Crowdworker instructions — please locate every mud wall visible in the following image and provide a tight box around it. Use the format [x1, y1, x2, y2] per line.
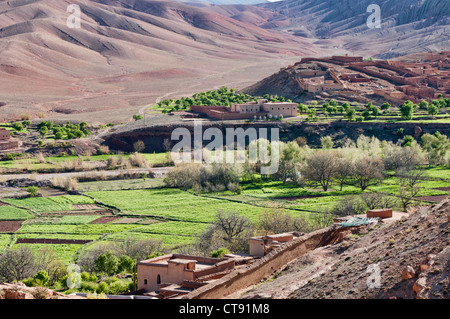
[183, 226, 344, 299]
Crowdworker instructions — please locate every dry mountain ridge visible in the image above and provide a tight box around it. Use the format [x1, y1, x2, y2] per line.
[0, 0, 321, 122]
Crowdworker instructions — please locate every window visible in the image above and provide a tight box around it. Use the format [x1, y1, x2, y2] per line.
[144, 279, 148, 285]
[157, 275, 161, 285]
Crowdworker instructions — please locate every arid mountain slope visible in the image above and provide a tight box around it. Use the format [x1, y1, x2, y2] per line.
[256, 0, 450, 58]
[241, 200, 450, 299]
[0, 0, 321, 122]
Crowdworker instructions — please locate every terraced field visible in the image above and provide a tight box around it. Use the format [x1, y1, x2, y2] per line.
[1, 165, 448, 265]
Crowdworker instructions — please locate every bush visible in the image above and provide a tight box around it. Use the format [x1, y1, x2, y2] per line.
[13, 122, 23, 131]
[80, 281, 98, 293]
[27, 186, 40, 197]
[33, 270, 49, 287]
[108, 280, 131, 295]
[210, 248, 230, 258]
[96, 282, 108, 294]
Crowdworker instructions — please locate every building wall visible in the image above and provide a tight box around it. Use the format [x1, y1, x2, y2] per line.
[182, 226, 346, 299]
[0, 129, 10, 140]
[137, 261, 195, 292]
[137, 254, 232, 292]
[262, 102, 298, 117]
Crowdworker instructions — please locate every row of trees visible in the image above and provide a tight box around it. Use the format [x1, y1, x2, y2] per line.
[165, 132, 449, 194]
[158, 87, 291, 113]
[298, 96, 450, 122]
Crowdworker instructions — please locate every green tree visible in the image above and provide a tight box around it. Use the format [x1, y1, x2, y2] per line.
[344, 109, 356, 121]
[341, 102, 350, 112]
[13, 122, 23, 131]
[95, 252, 119, 275]
[39, 126, 48, 137]
[33, 270, 49, 287]
[421, 132, 450, 166]
[400, 100, 415, 120]
[54, 131, 63, 140]
[118, 255, 136, 273]
[419, 100, 429, 110]
[27, 186, 39, 197]
[380, 103, 390, 111]
[427, 104, 439, 118]
[401, 135, 414, 147]
[361, 109, 371, 121]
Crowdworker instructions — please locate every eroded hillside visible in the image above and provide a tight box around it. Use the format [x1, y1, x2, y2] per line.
[241, 200, 450, 299]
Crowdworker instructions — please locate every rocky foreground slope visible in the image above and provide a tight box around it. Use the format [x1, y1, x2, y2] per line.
[242, 200, 449, 299]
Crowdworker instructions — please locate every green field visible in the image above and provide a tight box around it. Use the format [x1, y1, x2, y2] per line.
[0, 206, 34, 220]
[1, 165, 448, 264]
[3, 195, 95, 213]
[85, 188, 268, 223]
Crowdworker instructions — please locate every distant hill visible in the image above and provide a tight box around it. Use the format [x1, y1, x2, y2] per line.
[0, 0, 320, 122]
[257, 0, 450, 58]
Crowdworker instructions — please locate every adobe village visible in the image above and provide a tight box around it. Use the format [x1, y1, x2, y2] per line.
[0, 0, 449, 301]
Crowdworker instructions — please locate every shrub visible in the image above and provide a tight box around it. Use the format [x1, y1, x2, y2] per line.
[27, 186, 40, 197]
[210, 248, 230, 258]
[51, 176, 78, 191]
[129, 152, 149, 168]
[96, 282, 108, 294]
[33, 270, 49, 287]
[20, 114, 31, 121]
[13, 122, 23, 131]
[97, 145, 110, 155]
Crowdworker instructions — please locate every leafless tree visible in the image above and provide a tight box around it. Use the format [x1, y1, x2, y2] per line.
[360, 192, 397, 210]
[352, 156, 385, 190]
[310, 210, 335, 229]
[258, 209, 310, 235]
[133, 140, 145, 153]
[331, 196, 366, 216]
[397, 166, 424, 211]
[216, 210, 253, 244]
[334, 157, 354, 191]
[302, 150, 338, 191]
[163, 138, 172, 152]
[0, 247, 36, 282]
[195, 210, 254, 254]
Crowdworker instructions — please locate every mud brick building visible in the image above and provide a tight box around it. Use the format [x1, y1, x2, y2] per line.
[0, 128, 21, 152]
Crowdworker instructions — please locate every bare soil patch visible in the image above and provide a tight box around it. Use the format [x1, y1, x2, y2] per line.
[0, 201, 8, 206]
[72, 204, 102, 210]
[40, 209, 113, 216]
[0, 220, 24, 233]
[89, 216, 122, 224]
[433, 187, 450, 192]
[38, 187, 68, 197]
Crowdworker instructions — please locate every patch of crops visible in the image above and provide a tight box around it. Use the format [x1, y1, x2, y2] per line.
[13, 243, 81, 264]
[58, 215, 102, 224]
[0, 234, 12, 252]
[85, 189, 267, 222]
[3, 195, 95, 213]
[132, 221, 210, 236]
[0, 206, 33, 220]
